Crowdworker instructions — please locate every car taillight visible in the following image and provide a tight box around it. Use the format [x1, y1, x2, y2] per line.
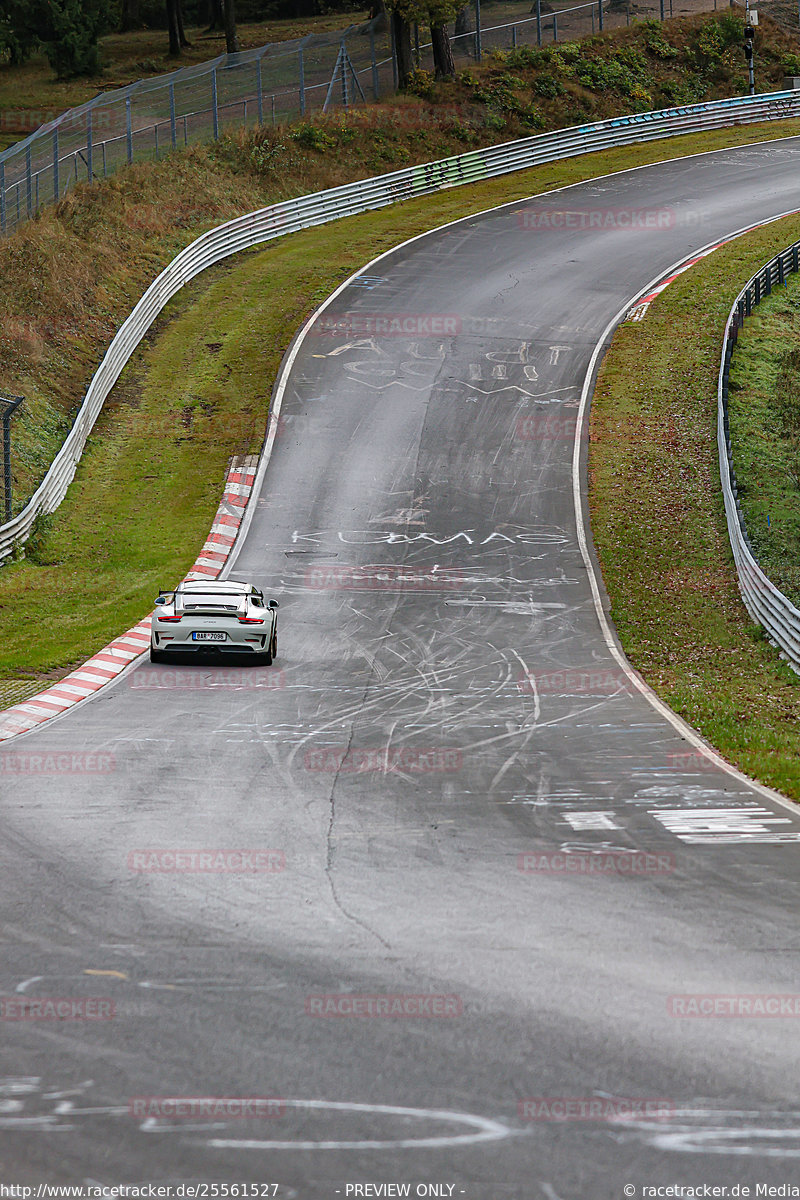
[159, 614, 182, 622]
[238, 616, 265, 624]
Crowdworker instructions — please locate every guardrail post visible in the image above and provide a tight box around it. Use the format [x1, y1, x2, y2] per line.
[414, 22, 421, 68]
[299, 48, 306, 116]
[536, 0, 542, 45]
[0, 162, 5, 234]
[102, 141, 107, 176]
[765, 267, 771, 297]
[659, 0, 664, 18]
[125, 97, 133, 163]
[52, 129, 59, 198]
[212, 68, 219, 139]
[794, 245, 799, 274]
[370, 28, 380, 99]
[553, 12, 558, 40]
[745, 289, 751, 316]
[87, 111, 93, 180]
[475, 0, 482, 61]
[754, 276, 761, 304]
[169, 81, 177, 148]
[512, 23, 517, 47]
[779, 255, 785, 286]
[25, 146, 32, 216]
[256, 58, 264, 124]
[599, 0, 604, 31]
[154, 122, 160, 158]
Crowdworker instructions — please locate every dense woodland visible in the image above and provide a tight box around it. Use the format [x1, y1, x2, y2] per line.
[0, 0, 458, 84]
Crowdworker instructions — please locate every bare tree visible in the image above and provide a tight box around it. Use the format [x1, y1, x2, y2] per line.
[389, 5, 413, 88]
[224, 0, 240, 53]
[119, 0, 141, 32]
[166, 0, 191, 55]
[205, 0, 224, 31]
[431, 20, 455, 77]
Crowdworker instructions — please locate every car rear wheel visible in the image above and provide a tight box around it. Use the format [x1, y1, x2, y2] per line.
[271, 629, 278, 659]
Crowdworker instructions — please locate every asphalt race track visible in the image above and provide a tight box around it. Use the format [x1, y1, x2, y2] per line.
[4, 137, 800, 1198]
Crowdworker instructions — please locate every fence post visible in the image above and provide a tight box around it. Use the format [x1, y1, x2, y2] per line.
[87, 111, 93, 181]
[125, 97, 133, 163]
[154, 123, 159, 158]
[370, 28, 380, 99]
[660, 0, 664, 19]
[0, 161, 5, 233]
[102, 141, 107, 176]
[341, 41, 349, 107]
[475, 0, 482, 61]
[212, 68, 219, 139]
[512, 24, 517, 47]
[553, 12, 558, 40]
[25, 146, 32, 216]
[599, 0, 604, 31]
[257, 58, 264, 124]
[299, 48, 306, 115]
[536, 0, 542, 45]
[53, 128, 59, 198]
[170, 81, 177, 148]
[390, 15, 398, 88]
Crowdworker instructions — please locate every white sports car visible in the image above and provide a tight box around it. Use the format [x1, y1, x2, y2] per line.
[150, 579, 279, 665]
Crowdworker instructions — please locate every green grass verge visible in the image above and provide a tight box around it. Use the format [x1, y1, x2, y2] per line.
[727, 270, 800, 608]
[5, 119, 800, 697]
[590, 212, 800, 803]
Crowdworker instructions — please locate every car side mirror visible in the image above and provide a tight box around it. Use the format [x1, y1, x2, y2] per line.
[268, 599, 280, 609]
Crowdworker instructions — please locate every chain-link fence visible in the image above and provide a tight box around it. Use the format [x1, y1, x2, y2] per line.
[0, 0, 731, 239]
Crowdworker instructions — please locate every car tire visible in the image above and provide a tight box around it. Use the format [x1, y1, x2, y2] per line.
[271, 629, 278, 659]
[255, 649, 273, 666]
[150, 646, 169, 663]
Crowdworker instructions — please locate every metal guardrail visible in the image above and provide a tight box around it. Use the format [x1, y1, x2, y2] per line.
[3, 87, 799, 562]
[0, 0, 739, 240]
[718, 238, 800, 668]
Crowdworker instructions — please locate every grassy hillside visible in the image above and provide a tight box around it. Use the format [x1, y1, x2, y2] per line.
[5, 10, 800, 520]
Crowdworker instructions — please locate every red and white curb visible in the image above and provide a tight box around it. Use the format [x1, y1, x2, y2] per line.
[626, 245, 725, 322]
[0, 456, 258, 742]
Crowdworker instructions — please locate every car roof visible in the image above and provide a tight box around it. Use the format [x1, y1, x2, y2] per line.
[178, 579, 252, 593]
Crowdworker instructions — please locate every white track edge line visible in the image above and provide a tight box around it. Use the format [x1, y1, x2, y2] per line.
[572, 209, 800, 816]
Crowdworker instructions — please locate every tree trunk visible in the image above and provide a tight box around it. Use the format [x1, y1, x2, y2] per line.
[224, 0, 240, 53]
[431, 21, 455, 78]
[454, 6, 471, 35]
[205, 0, 224, 31]
[120, 0, 141, 33]
[391, 8, 413, 89]
[166, 0, 181, 55]
[176, 0, 191, 47]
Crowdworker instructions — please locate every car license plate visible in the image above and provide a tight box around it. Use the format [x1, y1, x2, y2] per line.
[192, 631, 227, 642]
